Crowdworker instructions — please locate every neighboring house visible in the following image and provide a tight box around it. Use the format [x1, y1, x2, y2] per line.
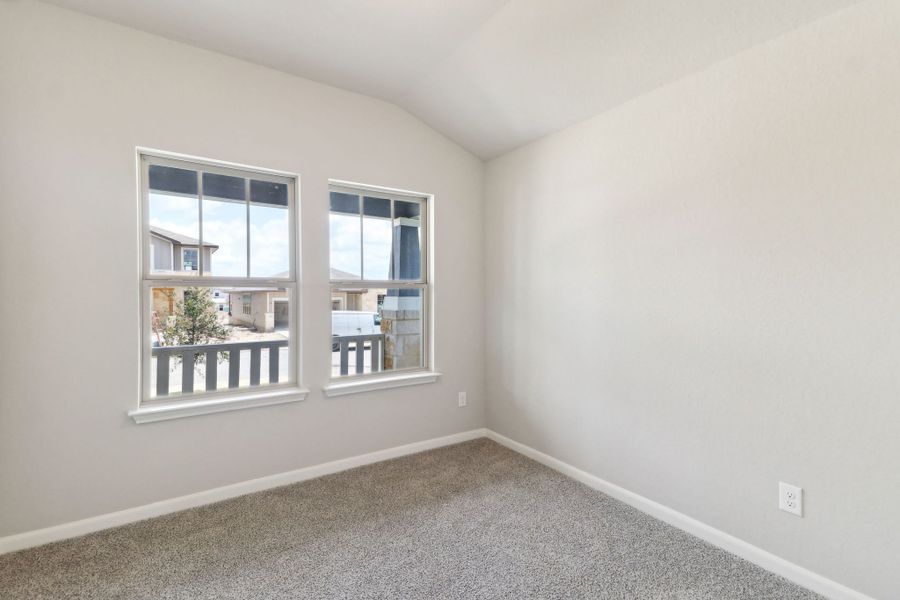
[225, 270, 290, 332]
[330, 268, 382, 312]
[225, 287, 289, 332]
[225, 267, 373, 333]
[223, 268, 382, 333]
[210, 289, 228, 312]
[149, 226, 218, 274]
[150, 226, 222, 321]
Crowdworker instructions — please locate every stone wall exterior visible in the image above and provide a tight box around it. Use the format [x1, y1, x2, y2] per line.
[381, 308, 422, 370]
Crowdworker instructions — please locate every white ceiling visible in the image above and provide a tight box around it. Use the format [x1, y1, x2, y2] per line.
[44, 0, 860, 158]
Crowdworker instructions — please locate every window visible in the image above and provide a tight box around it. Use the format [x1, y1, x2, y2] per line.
[138, 151, 301, 416]
[181, 248, 199, 271]
[328, 183, 429, 379]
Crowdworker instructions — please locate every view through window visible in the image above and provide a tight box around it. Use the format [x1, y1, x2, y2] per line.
[329, 185, 428, 378]
[141, 153, 297, 401]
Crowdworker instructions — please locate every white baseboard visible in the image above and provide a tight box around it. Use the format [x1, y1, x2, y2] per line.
[484, 429, 876, 600]
[0, 426, 877, 600]
[0, 428, 487, 555]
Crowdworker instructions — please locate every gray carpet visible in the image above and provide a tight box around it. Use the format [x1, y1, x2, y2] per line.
[0, 438, 823, 599]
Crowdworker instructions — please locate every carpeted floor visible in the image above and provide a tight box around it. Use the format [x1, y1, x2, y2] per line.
[0, 438, 823, 599]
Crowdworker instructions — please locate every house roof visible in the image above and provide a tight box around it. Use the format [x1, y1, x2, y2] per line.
[330, 268, 359, 280]
[150, 226, 218, 249]
[273, 268, 362, 280]
[220, 268, 371, 294]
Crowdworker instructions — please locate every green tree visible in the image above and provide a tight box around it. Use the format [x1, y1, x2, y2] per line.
[162, 288, 229, 363]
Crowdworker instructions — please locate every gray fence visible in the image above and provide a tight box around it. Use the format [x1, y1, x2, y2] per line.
[153, 334, 384, 396]
[334, 334, 384, 376]
[153, 340, 289, 396]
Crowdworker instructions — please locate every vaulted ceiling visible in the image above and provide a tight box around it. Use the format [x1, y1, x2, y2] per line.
[44, 0, 861, 158]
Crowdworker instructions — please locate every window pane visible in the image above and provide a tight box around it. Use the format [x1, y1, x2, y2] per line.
[181, 248, 199, 271]
[148, 168, 199, 275]
[330, 286, 423, 377]
[149, 164, 197, 196]
[250, 180, 288, 207]
[329, 191, 359, 215]
[362, 195, 391, 218]
[249, 180, 289, 277]
[392, 200, 422, 281]
[201, 172, 247, 277]
[149, 285, 290, 397]
[362, 196, 391, 280]
[202, 172, 244, 201]
[329, 192, 361, 280]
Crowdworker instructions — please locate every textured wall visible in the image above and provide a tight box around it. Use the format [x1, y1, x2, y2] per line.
[484, 2, 899, 598]
[0, 1, 484, 536]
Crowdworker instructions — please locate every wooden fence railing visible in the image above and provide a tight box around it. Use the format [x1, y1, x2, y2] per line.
[153, 340, 288, 396]
[154, 333, 383, 395]
[334, 334, 384, 376]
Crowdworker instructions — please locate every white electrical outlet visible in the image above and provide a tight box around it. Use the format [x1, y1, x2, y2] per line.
[458, 392, 467, 407]
[778, 482, 803, 516]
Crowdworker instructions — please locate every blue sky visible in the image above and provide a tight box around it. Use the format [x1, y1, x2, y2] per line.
[150, 192, 394, 278]
[150, 192, 290, 277]
[329, 213, 392, 279]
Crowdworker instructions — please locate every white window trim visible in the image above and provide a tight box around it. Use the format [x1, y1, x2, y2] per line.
[322, 371, 440, 398]
[134, 148, 306, 423]
[327, 179, 436, 387]
[128, 387, 310, 423]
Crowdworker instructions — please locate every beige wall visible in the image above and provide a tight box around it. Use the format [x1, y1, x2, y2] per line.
[151, 287, 176, 320]
[229, 291, 285, 332]
[484, 2, 900, 598]
[251, 293, 273, 332]
[2, 2, 893, 597]
[359, 289, 381, 313]
[228, 293, 256, 329]
[331, 289, 380, 313]
[0, 1, 484, 539]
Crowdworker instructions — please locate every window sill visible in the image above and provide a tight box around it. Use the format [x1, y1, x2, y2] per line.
[128, 387, 309, 424]
[322, 371, 441, 398]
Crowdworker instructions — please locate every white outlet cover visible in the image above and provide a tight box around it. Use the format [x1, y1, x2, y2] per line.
[458, 392, 467, 407]
[778, 482, 803, 517]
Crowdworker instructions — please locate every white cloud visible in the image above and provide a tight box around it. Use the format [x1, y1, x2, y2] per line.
[328, 214, 394, 279]
[363, 218, 391, 279]
[329, 213, 361, 277]
[150, 192, 290, 277]
[150, 193, 396, 280]
[201, 211, 247, 276]
[250, 206, 289, 277]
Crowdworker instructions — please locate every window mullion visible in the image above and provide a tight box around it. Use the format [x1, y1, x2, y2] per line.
[245, 179, 251, 278]
[358, 194, 364, 280]
[422, 199, 427, 284]
[390, 197, 395, 282]
[197, 171, 204, 276]
[140, 156, 151, 278]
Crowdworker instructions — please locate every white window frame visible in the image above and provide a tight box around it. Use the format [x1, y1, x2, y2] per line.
[131, 149, 307, 423]
[324, 180, 438, 396]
